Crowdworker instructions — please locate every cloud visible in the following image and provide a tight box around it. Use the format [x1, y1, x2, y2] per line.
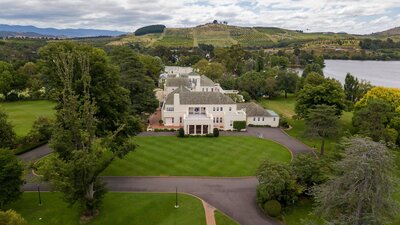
[0, 0, 398, 34]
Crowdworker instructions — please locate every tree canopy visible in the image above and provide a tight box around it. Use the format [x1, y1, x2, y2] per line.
[0, 149, 24, 209]
[0, 109, 16, 149]
[314, 137, 398, 225]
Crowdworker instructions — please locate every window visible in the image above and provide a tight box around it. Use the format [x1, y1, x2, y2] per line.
[216, 107, 219, 112]
[220, 117, 223, 123]
[273, 117, 276, 121]
[258, 117, 260, 121]
[262, 117, 264, 121]
[172, 117, 174, 123]
[253, 117, 255, 121]
[202, 88, 204, 91]
[230, 121, 233, 126]
[229, 107, 232, 111]
[166, 107, 174, 112]
[206, 88, 208, 92]
[216, 117, 219, 123]
[211, 88, 213, 92]
[220, 107, 223, 111]
[213, 117, 215, 123]
[180, 117, 182, 123]
[213, 107, 215, 111]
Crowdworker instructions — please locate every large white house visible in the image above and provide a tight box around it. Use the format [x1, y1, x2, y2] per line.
[160, 67, 280, 135]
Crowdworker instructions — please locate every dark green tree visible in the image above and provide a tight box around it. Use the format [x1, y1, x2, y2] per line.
[43, 51, 135, 217]
[256, 160, 300, 206]
[0, 109, 16, 149]
[290, 153, 326, 192]
[344, 73, 359, 102]
[276, 71, 299, 98]
[295, 78, 345, 117]
[0, 61, 14, 99]
[314, 137, 398, 225]
[0, 149, 24, 209]
[305, 105, 339, 156]
[353, 100, 394, 142]
[39, 42, 137, 138]
[302, 63, 323, 77]
[110, 46, 158, 115]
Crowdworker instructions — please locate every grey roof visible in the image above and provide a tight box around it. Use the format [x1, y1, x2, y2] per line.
[165, 90, 235, 105]
[165, 77, 190, 87]
[237, 102, 277, 117]
[200, 75, 215, 86]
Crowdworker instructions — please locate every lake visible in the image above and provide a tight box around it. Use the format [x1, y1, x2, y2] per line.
[323, 60, 400, 88]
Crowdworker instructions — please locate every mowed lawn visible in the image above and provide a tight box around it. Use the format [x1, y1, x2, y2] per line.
[103, 136, 291, 177]
[7, 192, 206, 225]
[0, 100, 56, 136]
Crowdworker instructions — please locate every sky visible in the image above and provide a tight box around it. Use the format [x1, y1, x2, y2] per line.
[0, 0, 399, 34]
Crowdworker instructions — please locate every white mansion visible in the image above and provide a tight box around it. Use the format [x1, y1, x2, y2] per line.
[160, 66, 279, 135]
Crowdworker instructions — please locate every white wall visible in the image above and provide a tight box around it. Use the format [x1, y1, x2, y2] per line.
[247, 116, 279, 127]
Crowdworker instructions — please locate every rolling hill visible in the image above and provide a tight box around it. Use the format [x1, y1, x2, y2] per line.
[109, 24, 358, 48]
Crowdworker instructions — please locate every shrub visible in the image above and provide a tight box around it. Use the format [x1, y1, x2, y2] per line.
[213, 128, 219, 137]
[178, 128, 185, 137]
[25, 116, 54, 143]
[239, 91, 251, 102]
[256, 160, 300, 206]
[279, 117, 289, 129]
[263, 200, 282, 217]
[233, 121, 246, 131]
[0, 209, 27, 225]
[158, 119, 163, 125]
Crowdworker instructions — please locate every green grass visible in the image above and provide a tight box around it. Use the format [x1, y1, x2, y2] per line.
[283, 198, 323, 225]
[259, 95, 353, 155]
[103, 136, 291, 177]
[0, 100, 56, 136]
[7, 192, 206, 225]
[215, 210, 239, 225]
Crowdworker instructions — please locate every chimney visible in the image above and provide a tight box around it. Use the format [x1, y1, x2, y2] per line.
[174, 93, 180, 107]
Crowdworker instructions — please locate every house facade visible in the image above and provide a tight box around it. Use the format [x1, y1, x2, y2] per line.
[159, 67, 280, 135]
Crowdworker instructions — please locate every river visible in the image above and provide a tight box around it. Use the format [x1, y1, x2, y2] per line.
[323, 60, 400, 88]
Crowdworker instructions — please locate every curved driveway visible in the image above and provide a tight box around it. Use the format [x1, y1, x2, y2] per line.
[20, 127, 314, 225]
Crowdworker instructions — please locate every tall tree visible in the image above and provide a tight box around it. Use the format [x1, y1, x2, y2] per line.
[305, 105, 339, 156]
[314, 137, 398, 225]
[0, 149, 24, 209]
[0, 109, 16, 149]
[353, 100, 394, 142]
[110, 46, 158, 115]
[276, 71, 299, 98]
[344, 73, 359, 102]
[295, 78, 345, 118]
[302, 63, 323, 77]
[39, 42, 137, 138]
[0, 61, 14, 99]
[43, 51, 134, 218]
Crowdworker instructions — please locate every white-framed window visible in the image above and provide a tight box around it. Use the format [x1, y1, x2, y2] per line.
[273, 117, 276, 121]
[216, 107, 219, 111]
[253, 117, 255, 121]
[220, 107, 223, 111]
[258, 117, 260, 121]
[213, 107, 215, 111]
[166, 107, 174, 112]
[262, 117, 264, 121]
[211, 88, 213, 92]
[230, 121, 233, 126]
[180, 117, 182, 123]
[229, 107, 232, 111]
[220, 117, 223, 123]
[213, 117, 215, 123]
[216, 117, 219, 123]
[172, 117, 174, 123]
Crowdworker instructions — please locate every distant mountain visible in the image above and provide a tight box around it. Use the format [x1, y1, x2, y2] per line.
[373, 27, 400, 36]
[0, 31, 56, 38]
[0, 24, 126, 38]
